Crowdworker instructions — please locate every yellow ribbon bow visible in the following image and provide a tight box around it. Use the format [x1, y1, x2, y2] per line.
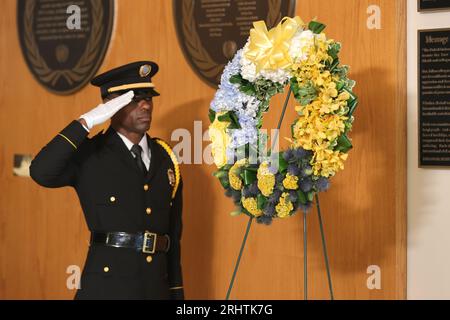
[245, 16, 305, 73]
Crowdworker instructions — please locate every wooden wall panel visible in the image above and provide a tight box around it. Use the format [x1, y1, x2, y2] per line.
[0, 0, 406, 299]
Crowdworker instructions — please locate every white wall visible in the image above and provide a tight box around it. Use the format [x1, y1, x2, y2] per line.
[407, 0, 450, 299]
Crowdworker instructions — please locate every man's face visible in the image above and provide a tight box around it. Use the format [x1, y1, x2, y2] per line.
[110, 94, 153, 134]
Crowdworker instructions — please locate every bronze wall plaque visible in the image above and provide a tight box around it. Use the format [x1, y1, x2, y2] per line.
[173, 0, 296, 87]
[17, 0, 114, 95]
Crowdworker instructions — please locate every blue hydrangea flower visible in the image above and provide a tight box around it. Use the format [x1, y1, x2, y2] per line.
[298, 201, 313, 212]
[225, 188, 233, 197]
[275, 173, 284, 184]
[268, 165, 278, 175]
[248, 182, 259, 195]
[316, 177, 330, 192]
[210, 50, 245, 113]
[283, 149, 294, 161]
[301, 165, 313, 178]
[242, 182, 258, 198]
[292, 148, 309, 160]
[287, 164, 301, 176]
[289, 190, 298, 203]
[257, 215, 273, 225]
[263, 203, 276, 217]
[268, 189, 282, 203]
[300, 177, 313, 193]
[231, 190, 241, 203]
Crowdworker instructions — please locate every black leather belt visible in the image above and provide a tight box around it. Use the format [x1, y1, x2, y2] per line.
[90, 231, 170, 254]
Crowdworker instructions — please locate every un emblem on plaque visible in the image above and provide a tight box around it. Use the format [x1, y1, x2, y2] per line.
[174, 0, 296, 88]
[17, 0, 114, 95]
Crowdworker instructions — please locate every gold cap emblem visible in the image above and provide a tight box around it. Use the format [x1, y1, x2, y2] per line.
[139, 64, 152, 77]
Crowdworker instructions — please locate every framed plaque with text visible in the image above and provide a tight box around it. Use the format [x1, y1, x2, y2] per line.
[173, 0, 296, 87]
[418, 0, 450, 12]
[418, 28, 450, 167]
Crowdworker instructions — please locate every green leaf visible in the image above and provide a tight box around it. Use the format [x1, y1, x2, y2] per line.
[344, 120, 353, 134]
[290, 77, 300, 96]
[218, 177, 230, 189]
[335, 134, 353, 153]
[308, 21, 326, 34]
[297, 82, 318, 106]
[343, 87, 357, 101]
[229, 74, 243, 84]
[333, 65, 349, 78]
[213, 170, 227, 178]
[279, 154, 288, 172]
[241, 83, 256, 95]
[344, 89, 358, 117]
[217, 111, 241, 129]
[229, 112, 241, 129]
[327, 42, 341, 60]
[242, 168, 257, 185]
[297, 190, 307, 204]
[307, 191, 314, 202]
[208, 109, 216, 123]
[329, 59, 340, 72]
[348, 99, 358, 117]
[347, 79, 356, 90]
[257, 194, 267, 210]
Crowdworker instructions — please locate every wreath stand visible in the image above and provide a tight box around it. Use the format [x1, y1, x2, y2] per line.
[225, 87, 334, 300]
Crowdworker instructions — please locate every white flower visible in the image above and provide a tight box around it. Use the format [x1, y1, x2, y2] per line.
[289, 30, 315, 62]
[241, 58, 258, 82]
[260, 68, 290, 84]
[240, 41, 259, 82]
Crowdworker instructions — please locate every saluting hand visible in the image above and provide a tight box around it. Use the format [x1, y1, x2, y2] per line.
[79, 90, 134, 130]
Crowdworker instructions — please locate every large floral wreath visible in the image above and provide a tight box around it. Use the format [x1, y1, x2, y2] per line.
[208, 17, 358, 225]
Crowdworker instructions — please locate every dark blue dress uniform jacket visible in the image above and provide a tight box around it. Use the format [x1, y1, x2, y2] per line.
[30, 120, 184, 300]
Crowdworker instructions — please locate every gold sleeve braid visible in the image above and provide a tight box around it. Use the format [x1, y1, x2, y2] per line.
[155, 139, 180, 199]
[58, 133, 77, 149]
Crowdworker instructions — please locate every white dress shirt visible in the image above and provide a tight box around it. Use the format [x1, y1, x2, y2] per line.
[116, 131, 151, 170]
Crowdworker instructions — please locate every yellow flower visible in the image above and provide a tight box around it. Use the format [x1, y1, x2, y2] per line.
[257, 162, 276, 196]
[337, 91, 350, 101]
[312, 149, 349, 177]
[209, 112, 230, 168]
[291, 99, 350, 177]
[283, 174, 299, 190]
[242, 197, 262, 217]
[275, 192, 294, 218]
[229, 159, 247, 190]
[321, 82, 338, 103]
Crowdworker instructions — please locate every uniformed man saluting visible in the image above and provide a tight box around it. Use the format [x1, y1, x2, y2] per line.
[30, 61, 184, 300]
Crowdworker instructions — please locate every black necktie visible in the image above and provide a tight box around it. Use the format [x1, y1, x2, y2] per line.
[130, 144, 147, 175]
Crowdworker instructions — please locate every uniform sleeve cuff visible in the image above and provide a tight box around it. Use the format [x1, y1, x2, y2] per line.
[170, 287, 184, 300]
[169, 286, 183, 290]
[81, 123, 90, 133]
[58, 120, 89, 149]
